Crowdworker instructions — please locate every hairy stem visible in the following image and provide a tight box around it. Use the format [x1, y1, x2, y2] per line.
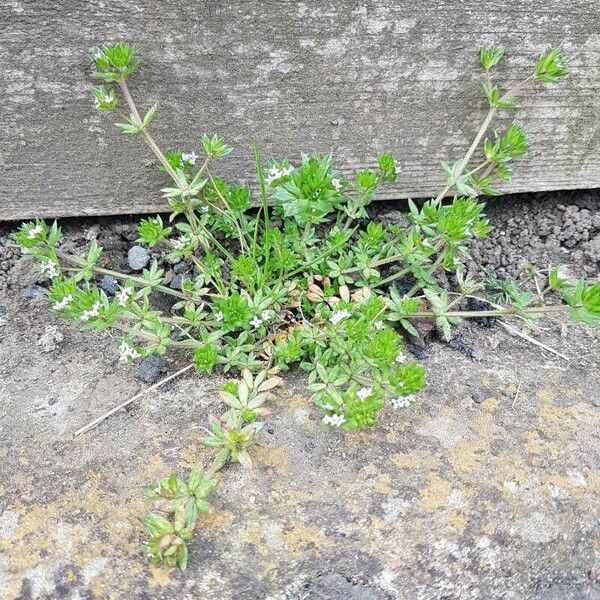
[411, 304, 566, 319]
[56, 249, 194, 301]
[118, 79, 184, 188]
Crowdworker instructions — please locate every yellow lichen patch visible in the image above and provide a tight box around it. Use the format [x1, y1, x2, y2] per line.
[482, 522, 495, 535]
[524, 430, 542, 454]
[420, 474, 452, 510]
[197, 509, 233, 531]
[390, 450, 441, 471]
[492, 451, 532, 491]
[178, 434, 205, 468]
[449, 440, 487, 473]
[285, 489, 311, 506]
[537, 388, 556, 404]
[450, 511, 468, 531]
[373, 473, 393, 496]
[253, 445, 291, 475]
[481, 397, 499, 410]
[385, 430, 399, 443]
[238, 524, 269, 556]
[282, 525, 330, 556]
[285, 395, 312, 411]
[148, 565, 172, 587]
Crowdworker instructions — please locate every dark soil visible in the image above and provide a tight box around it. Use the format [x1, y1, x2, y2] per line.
[376, 188, 600, 280]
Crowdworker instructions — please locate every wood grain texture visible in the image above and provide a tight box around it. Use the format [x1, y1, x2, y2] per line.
[1, 0, 599, 220]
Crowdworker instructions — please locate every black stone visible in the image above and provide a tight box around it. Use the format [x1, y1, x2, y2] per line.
[136, 355, 169, 384]
[100, 275, 118, 295]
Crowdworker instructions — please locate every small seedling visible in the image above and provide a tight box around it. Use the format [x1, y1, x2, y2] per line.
[14, 43, 598, 569]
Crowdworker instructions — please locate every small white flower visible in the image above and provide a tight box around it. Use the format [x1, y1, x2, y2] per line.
[171, 236, 190, 250]
[357, 387, 372, 401]
[214, 311, 224, 322]
[52, 293, 72, 311]
[199, 205, 209, 214]
[268, 166, 283, 178]
[250, 316, 263, 329]
[331, 178, 342, 192]
[264, 175, 275, 186]
[391, 395, 415, 409]
[374, 320, 384, 330]
[329, 309, 351, 325]
[39, 260, 59, 279]
[116, 286, 133, 307]
[422, 239, 433, 248]
[118, 340, 141, 363]
[104, 94, 113, 103]
[182, 151, 198, 165]
[261, 310, 273, 322]
[153, 486, 161, 494]
[80, 301, 102, 322]
[323, 413, 346, 427]
[321, 403, 335, 411]
[281, 165, 294, 176]
[395, 352, 407, 363]
[27, 224, 43, 239]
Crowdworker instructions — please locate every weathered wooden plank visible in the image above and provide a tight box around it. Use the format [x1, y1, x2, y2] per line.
[1, 0, 599, 220]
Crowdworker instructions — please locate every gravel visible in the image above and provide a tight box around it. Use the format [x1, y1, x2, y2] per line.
[100, 276, 118, 295]
[23, 284, 47, 298]
[127, 245, 150, 271]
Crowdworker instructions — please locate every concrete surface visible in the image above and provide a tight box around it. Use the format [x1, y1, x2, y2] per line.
[1, 206, 600, 598]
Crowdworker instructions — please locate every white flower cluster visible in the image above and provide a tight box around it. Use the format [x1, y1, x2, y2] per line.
[181, 151, 197, 165]
[27, 224, 43, 239]
[329, 309, 351, 325]
[250, 310, 273, 329]
[172, 236, 190, 250]
[80, 301, 101, 322]
[116, 286, 133, 307]
[322, 413, 346, 427]
[214, 311, 224, 322]
[52, 293, 73, 311]
[331, 178, 342, 192]
[39, 260, 59, 279]
[357, 387, 372, 400]
[391, 395, 415, 409]
[374, 320, 384, 330]
[265, 164, 294, 186]
[118, 340, 141, 363]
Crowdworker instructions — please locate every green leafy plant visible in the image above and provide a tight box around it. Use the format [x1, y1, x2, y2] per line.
[14, 42, 595, 570]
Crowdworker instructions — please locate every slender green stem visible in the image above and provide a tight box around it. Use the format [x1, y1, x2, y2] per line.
[56, 250, 193, 301]
[404, 251, 447, 297]
[205, 169, 250, 254]
[370, 242, 445, 291]
[253, 143, 272, 287]
[433, 107, 497, 205]
[118, 79, 185, 188]
[410, 304, 566, 319]
[432, 74, 535, 205]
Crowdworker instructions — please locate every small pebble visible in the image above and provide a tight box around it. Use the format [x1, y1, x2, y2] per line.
[136, 355, 168, 384]
[127, 246, 150, 271]
[100, 276, 118, 295]
[23, 284, 47, 298]
[472, 392, 486, 404]
[48, 397, 57, 406]
[170, 274, 183, 290]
